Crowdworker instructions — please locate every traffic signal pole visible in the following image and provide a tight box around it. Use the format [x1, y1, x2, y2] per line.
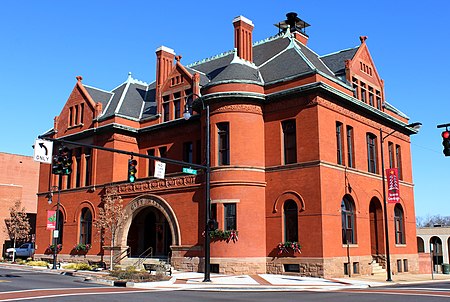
[39, 136, 207, 171]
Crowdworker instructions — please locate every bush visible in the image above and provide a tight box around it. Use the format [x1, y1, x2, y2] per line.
[26, 261, 48, 267]
[62, 263, 92, 271]
[109, 267, 170, 282]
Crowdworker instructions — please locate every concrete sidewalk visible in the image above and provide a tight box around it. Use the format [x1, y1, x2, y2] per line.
[2, 262, 450, 291]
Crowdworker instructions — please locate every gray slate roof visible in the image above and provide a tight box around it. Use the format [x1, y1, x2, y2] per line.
[82, 33, 361, 122]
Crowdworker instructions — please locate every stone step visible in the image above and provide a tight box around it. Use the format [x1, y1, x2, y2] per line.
[370, 262, 386, 275]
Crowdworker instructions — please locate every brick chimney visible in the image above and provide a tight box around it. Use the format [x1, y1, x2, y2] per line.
[155, 46, 175, 89]
[232, 16, 254, 62]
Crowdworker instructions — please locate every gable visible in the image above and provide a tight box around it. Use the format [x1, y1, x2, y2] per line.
[160, 61, 194, 94]
[347, 38, 383, 88]
[55, 77, 97, 136]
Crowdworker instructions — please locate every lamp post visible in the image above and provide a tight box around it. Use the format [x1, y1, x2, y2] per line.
[380, 122, 421, 282]
[48, 184, 61, 270]
[183, 94, 211, 282]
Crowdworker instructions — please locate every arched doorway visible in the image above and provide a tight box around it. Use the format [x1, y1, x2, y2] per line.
[127, 206, 172, 257]
[116, 194, 181, 261]
[369, 198, 384, 256]
[430, 236, 443, 272]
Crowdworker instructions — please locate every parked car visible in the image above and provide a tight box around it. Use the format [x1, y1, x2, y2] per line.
[6, 243, 35, 258]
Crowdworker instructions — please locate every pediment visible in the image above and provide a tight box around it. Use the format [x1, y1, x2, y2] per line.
[349, 39, 383, 87]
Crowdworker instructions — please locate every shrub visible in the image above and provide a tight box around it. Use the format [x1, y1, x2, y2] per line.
[26, 261, 48, 267]
[62, 262, 92, 271]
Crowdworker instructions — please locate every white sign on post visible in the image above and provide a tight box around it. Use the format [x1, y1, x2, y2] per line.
[154, 160, 166, 179]
[33, 139, 53, 164]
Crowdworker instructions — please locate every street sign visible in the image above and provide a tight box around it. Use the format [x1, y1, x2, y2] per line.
[154, 160, 166, 179]
[182, 167, 197, 175]
[33, 139, 53, 164]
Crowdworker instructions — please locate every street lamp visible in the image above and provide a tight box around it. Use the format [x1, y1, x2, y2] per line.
[380, 122, 421, 281]
[183, 93, 212, 282]
[48, 185, 61, 270]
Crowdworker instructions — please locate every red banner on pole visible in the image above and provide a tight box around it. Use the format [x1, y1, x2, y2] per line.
[386, 168, 400, 203]
[47, 211, 56, 230]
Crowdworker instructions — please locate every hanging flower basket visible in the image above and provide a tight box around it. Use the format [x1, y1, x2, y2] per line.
[277, 241, 301, 255]
[45, 244, 62, 254]
[73, 243, 91, 253]
[206, 229, 239, 243]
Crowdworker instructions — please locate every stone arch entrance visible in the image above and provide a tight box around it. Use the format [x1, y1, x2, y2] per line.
[117, 194, 181, 258]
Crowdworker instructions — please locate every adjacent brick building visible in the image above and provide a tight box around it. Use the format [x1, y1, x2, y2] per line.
[35, 12, 419, 277]
[0, 152, 39, 256]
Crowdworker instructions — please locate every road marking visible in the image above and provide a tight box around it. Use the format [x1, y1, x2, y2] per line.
[0, 281, 10, 283]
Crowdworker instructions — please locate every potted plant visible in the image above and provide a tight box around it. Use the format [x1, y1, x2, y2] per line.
[208, 229, 239, 243]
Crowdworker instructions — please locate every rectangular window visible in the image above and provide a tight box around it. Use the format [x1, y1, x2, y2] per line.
[388, 142, 394, 169]
[210, 203, 217, 221]
[353, 262, 360, 274]
[217, 122, 230, 165]
[174, 99, 180, 119]
[397, 260, 403, 273]
[367, 133, 377, 173]
[403, 259, 409, 272]
[69, 107, 73, 126]
[360, 82, 366, 103]
[183, 142, 193, 163]
[346, 126, 355, 168]
[396, 144, 402, 180]
[159, 146, 167, 158]
[147, 149, 155, 177]
[344, 263, 350, 276]
[80, 103, 84, 124]
[196, 140, 202, 164]
[163, 103, 170, 122]
[352, 77, 359, 99]
[75, 149, 81, 188]
[336, 122, 343, 165]
[84, 149, 91, 186]
[376, 90, 382, 109]
[282, 120, 297, 164]
[368, 87, 374, 106]
[224, 203, 236, 230]
[74, 105, 79, 125]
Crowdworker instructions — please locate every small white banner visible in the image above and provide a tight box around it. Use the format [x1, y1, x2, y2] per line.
[154, 160, 166, 179]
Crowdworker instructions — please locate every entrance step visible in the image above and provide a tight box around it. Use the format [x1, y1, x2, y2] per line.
[119, 257, 169, 270]
[370, 261, 386, 275]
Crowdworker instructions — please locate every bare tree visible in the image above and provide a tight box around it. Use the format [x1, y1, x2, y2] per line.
[93, 188, 128, 270]
[417, 214, 450, 227]
[4, 200, 31, 262]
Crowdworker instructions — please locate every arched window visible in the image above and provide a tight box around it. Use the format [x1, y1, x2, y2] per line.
[341, 196, 356, 244]
[80, 208, 92, 245]
[284, 200, 298, 242]
[394, 204, 405, 244]
[417, 237, 425, 253]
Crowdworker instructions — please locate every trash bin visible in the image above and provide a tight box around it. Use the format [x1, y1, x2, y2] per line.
[442, 264, 450, 274]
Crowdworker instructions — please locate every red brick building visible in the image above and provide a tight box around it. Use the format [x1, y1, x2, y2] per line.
[0, 152, 39, 256]
[36, 12, 419, 277]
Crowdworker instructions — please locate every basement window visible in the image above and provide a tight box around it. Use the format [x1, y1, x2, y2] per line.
[284, 264, 300, 273]
[210, 264, 219, 273]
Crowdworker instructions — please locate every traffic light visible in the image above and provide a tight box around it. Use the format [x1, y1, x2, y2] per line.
[207, 219, 218, 231]
[51, 146, 72, 175]
[443, 131, 450, 156]
[61, 147, 73, 175]
[52, 154, 64, 174]
[128, 158, 137, 183]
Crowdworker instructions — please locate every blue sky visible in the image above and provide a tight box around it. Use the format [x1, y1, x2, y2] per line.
[1, 1, 449, 217]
